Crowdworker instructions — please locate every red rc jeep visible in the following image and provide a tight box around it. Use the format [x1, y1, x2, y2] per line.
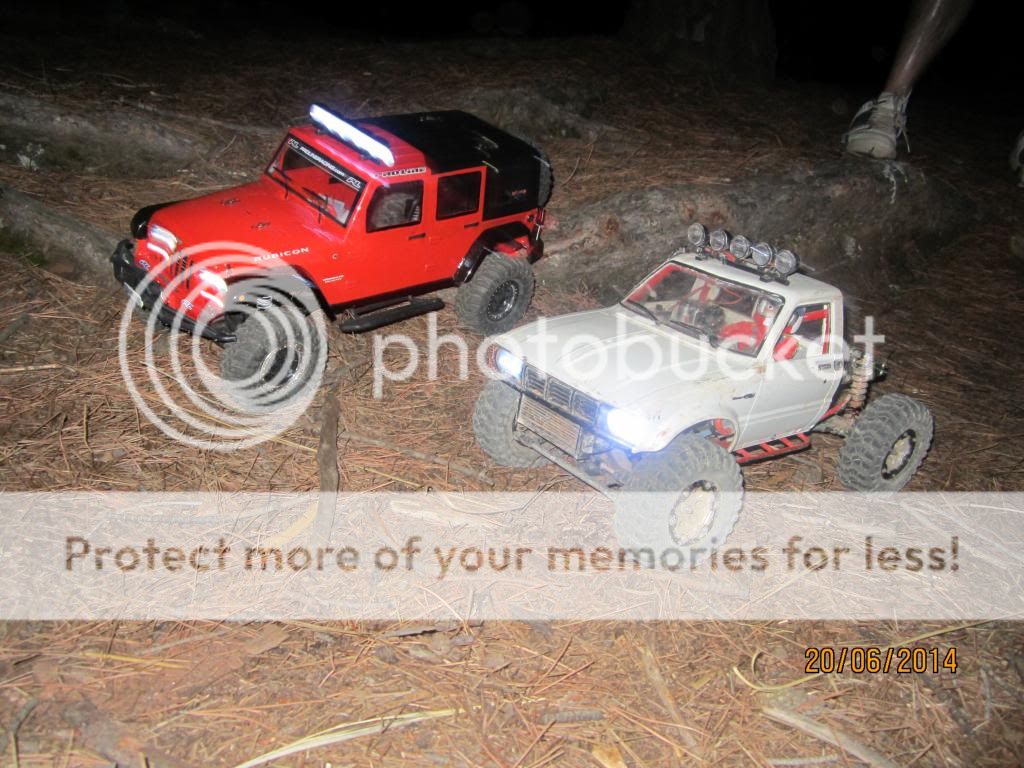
[111, 104, 551, 386]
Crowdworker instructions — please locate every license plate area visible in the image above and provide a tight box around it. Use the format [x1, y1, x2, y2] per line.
[517, 396, 581, 456]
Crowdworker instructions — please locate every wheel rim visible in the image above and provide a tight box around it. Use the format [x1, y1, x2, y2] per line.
[257, 344, 302, 387]
[486, 280, 520, 321]
[882, 429, 916, 479]
[668, 480, 719, 546]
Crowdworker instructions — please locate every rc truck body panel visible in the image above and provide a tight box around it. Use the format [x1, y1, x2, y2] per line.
[489, 251, 846, 455]
[117, 108, 547, 330]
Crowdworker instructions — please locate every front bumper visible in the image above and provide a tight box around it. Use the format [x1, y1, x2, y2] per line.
[110, 239, 236, 344]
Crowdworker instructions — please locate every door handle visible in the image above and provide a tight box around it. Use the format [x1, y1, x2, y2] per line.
[732, 393, 755, 400]
[408, 233, 426, 240]
[464, 222, 479, 229]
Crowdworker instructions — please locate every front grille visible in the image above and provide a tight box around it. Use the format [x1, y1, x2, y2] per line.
[571, 391, 599, 422]
[517, 396, 581, 456]
[521, 366, 599, 425]
[546, 377, 574, 411]
[523, 365, 546, 395]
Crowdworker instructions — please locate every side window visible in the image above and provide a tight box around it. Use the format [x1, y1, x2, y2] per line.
[367, 181, 423, 232]
[437, 172, 482, 219]
[777, 303, 831, 360]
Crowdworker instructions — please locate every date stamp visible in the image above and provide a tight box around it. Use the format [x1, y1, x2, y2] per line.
[804, 646, 958, 674]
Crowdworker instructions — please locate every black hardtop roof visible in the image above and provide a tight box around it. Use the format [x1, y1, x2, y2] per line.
[360, 110, 537, 174]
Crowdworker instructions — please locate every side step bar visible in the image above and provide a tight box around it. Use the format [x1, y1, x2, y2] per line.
[338, 296, 445, 333]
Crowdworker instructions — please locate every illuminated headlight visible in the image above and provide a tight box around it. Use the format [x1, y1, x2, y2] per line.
[751, 241, 773, 268]
[198, 269, 228, 294]
[709, 229, 729, 251]
[494, 347, 524, 380]
[148, 224, 179, 253]
[774, 248, 799, 276]
[730, 235, 751, 259]
[686, 222, 708, 247]
[605, 407, 654, 447]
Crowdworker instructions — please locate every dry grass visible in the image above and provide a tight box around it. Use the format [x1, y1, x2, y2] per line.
[0, 31, 1022, 768]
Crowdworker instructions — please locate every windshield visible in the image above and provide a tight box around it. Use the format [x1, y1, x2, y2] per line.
[622, 261, 784, 355]
[268, 136, 366, 226]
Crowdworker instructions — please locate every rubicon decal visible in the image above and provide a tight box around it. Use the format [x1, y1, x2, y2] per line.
[253, 246, 312, 262]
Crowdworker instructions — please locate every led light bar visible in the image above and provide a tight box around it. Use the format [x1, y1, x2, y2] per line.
[309, 103, 395, 167]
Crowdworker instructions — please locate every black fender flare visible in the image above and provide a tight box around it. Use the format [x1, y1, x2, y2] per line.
[454, 222, 532, 284]
[130, 201, 181, 239]
[224, 267, 331, 319]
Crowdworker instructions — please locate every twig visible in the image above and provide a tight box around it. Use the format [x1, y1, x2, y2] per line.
[0, 697, 37, 757]
[315, 382, 342, 534]
[762, 707, 901, 768]
[638, 643, 700, 750]
[0, 363, 62, 374]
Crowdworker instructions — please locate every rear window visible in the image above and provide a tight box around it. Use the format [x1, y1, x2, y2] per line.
[483, 159, 539, 219]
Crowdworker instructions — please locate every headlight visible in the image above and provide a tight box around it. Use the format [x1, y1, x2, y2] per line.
[605, 407, 655, 447]
[686, 222, 707, 247]
[709, 229, 729, 251]
[148, 224, 179, 253]
[751, 241, 773, 268]
[198, 269, 228, 294]
[494, 347, 524, 379]
[774, 249, 799, 276]
[730, 235, 750, 259]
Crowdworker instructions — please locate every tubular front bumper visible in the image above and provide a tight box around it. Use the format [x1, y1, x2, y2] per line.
[110, 239, 236, 344]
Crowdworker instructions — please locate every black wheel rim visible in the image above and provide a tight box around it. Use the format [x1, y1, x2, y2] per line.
[486, 280, 520, 322]
[668, 480, 719, 546]
[257, 345, 302, 387]
[882, 429, 916, 480]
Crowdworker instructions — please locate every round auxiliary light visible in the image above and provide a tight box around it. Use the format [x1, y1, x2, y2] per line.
[774, 248, 799, 276]
[751, 241, 773, 268]
[687, 222, 708, 247]
[730, 235, 751, 259]
[709, 229, 730, 251]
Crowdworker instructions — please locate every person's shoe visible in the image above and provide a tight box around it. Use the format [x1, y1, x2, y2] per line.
[843, 91, 910, 160]
[1011, 130, 1024, 187]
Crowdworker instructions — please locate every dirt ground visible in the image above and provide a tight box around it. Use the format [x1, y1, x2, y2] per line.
[0, 29, 1022, 768]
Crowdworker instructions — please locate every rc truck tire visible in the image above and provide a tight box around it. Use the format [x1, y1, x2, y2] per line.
[221, 305, 325, 405]
[838, 394, 933, 492]
[456, 253, 535, 335]
[614, 434, 744, 564]
[473, 380, 547, 468]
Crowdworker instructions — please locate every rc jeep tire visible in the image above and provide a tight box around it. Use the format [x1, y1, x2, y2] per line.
[473, 380, 548, 468]
[838, 394, 933, 492]
[221, 305, 325, 405]
[614, 434, 744, 563]
[456, 253, 535, 335]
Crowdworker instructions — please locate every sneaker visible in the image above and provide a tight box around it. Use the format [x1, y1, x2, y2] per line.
[843, 91, 910, 160]
[1011, 129, 1024, 186]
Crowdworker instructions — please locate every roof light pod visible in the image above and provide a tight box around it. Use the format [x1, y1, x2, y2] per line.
[309, 103, 395, 166]
[729, 235, 750, 259]
[687, 222, 708, 247]
[750, 241, 773, 268]
[709, 229, 730, 251]
[774, 249, 799, 276]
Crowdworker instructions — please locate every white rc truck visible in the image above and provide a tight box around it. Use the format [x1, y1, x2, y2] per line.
[473, 223, 934, 556]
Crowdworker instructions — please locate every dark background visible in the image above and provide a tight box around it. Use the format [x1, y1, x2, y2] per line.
[2, 0, 1022, 94]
